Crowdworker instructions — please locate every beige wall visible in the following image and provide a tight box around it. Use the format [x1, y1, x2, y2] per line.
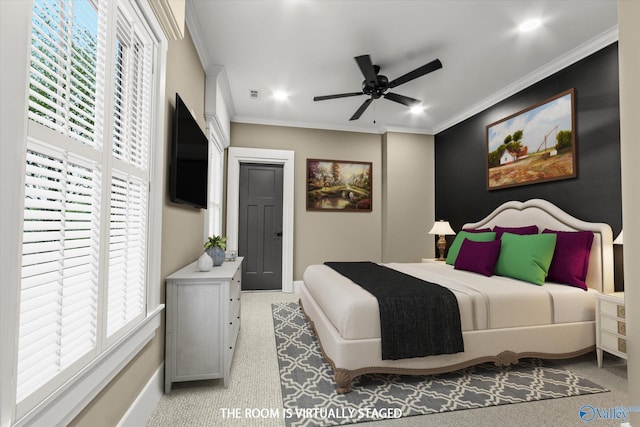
[160, 26, 208, 278]
[382, 132, 435, 262]
[618, 0, 640, 424]
[230, 123, 435, 278]
[69, 27, 206, 427]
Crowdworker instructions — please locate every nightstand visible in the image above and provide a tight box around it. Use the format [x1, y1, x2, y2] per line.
[595, 292, 626, 367]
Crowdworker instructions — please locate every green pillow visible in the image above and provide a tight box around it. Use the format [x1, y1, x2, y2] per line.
[494, 232, 557, 285]
[446, 231, 496, 265]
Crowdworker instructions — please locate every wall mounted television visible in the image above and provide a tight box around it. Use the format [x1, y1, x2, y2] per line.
[169, 93, 208, 209]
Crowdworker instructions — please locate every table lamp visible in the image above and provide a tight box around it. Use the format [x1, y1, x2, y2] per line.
[428, 220, 456, 261]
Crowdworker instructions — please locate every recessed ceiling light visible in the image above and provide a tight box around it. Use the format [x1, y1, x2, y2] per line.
[410, 105, 424, 114]
[518, 18, 542, 32]
[273, 90, 288, 101]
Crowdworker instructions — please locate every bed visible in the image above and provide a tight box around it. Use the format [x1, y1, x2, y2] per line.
[299, 199, 614, 393]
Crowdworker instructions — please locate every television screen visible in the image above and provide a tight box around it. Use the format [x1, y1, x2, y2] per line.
[170, 93, 208, 209]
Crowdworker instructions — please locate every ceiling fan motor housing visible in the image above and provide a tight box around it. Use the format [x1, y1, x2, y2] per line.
[363, 74, 388, 98]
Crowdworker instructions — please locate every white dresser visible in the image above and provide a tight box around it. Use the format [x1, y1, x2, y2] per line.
[164, 258, 243, 393]
[595, 291, 626, 367]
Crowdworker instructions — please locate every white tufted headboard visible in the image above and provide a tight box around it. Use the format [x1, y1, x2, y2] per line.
[463, 199, 614, 293]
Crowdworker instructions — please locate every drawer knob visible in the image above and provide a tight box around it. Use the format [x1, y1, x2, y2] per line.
[617, 305, 625, 319]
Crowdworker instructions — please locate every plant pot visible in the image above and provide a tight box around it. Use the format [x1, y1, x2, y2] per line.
[206, 247, 225, 266]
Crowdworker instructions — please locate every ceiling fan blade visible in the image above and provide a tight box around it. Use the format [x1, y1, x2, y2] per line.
[313, 92, 364, 101]
[355, 55, 379, 87]
[349, 98, 373, 121]
[384, 92, 421, 107]
[388, 59, 442, 89]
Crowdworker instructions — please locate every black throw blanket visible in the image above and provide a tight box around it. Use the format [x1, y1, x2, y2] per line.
[325, 261, 464, 360]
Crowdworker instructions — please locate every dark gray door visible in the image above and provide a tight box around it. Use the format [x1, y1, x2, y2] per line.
[238, 163, 283, 290]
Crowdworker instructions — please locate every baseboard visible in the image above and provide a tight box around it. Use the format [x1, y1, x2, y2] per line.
[293, 280, 303, 294]
[117, 363, 164, 427]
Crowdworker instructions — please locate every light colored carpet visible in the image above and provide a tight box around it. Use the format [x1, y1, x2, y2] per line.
[147, 292, 628, 427]
[273, 302, 610, 427]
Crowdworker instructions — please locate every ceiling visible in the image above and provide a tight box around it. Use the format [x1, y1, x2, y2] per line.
[186, 0, 618, 135]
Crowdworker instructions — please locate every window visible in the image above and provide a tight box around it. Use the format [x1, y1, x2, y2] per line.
[28, 0, 101, 148]
[19, 144, 101, 406]
[107, 5, 153, 341]
[207, 130, 225, 238]
[13, 0, 161, 420]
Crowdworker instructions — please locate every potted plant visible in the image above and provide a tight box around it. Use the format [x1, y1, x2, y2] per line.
[204, 235, 227, 266]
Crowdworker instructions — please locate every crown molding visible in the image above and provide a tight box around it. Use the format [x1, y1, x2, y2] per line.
[187, 3, 236, 124]
[184, 0, 211, 70]
[232, 115, 436, 136]
[147, 0, 185, 40]
[385, 124, 435, 135]
[433, 25, 618, 134]
[231, 116, 407, 135]
[213, 65, 236, 118]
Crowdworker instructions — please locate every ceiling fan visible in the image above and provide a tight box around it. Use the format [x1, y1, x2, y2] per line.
[313, 55, 442, 121]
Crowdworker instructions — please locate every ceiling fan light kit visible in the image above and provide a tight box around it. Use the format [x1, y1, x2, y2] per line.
[313, 54, 442, 121]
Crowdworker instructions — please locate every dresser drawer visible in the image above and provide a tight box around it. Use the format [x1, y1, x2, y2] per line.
[229, 315, 241, 353]
[600, 330, 627, 354]
[230, 296, 241, 324]
[230, 278, 241, 302]
[600, 315, 626, 336]
[232, 268, 241, 287]
[599, 299, 625, 319]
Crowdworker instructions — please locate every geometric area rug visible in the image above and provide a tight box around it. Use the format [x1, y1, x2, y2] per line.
[272, 302, 608, 427]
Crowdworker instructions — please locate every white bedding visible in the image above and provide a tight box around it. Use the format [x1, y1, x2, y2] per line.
[302, 261, 597, 340]
[299, 199, 614, 393]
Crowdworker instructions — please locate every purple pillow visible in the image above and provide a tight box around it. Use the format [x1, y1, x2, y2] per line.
[462, 228, 492, 233]
[494, 225, 539, 240]
[454, 239, 502, 276]
[542, 229, 594, 290]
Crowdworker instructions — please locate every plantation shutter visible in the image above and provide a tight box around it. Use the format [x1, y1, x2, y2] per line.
[207, 135, 224, 237]
[18, 0, 106, 405]
[107, 7, 153, 339]
[28, 0, 103, 149]
[18, 146, 101, 403]
[112, 13, 151, 169]
[17, 0, 155, 411]
[107, 173, 147, 337]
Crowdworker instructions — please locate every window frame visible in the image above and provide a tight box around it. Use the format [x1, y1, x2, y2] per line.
[0, 0, 167, 425]
[206, 125, 225, 239]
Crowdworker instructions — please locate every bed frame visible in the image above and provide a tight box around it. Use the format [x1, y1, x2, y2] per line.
[299, 199, 614, 393]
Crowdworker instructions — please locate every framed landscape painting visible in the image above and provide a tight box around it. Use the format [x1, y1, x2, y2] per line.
[486, 88, 577, 190]
[306, 159, 372, 212]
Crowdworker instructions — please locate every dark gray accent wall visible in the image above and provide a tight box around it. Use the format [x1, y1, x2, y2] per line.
[435, 43, 623, 289]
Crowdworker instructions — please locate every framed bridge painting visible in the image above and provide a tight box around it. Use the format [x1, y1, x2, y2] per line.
[306, 158, 372, 211]
[486, 88, 577, 190]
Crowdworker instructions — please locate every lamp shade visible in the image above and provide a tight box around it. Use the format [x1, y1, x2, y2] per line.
[428, 220, 455, 236]
[614, 230, 623, 245]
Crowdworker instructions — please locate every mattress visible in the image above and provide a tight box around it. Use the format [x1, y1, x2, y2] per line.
[302, 262, 597, 341]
